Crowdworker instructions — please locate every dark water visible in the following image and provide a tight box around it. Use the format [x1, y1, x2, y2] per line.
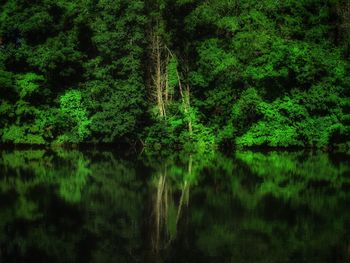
[0, 149, 350, 263]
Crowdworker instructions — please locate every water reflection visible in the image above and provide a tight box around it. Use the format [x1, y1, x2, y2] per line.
[148, 155, 192, 253]
[0, 149, 349, 262]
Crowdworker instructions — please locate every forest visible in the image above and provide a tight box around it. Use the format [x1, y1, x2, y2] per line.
[0, 0, 350, 151]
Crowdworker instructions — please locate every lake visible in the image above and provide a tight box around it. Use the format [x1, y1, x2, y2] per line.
[0, 149, 349, 262]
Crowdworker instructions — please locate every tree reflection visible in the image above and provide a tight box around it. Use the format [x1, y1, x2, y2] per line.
[0, 149, 349, 262]
[148, 155, 193, 253]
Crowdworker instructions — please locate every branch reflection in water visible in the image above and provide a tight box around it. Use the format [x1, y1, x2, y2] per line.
[0, 149, 349, 262]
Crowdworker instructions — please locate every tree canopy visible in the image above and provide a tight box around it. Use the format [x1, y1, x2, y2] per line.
[0, 0, 349, 150]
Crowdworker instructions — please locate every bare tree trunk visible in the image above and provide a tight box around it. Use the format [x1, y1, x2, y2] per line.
[153, 33, 166, 117]
[176, 71, 193, 136]
[185, 84, 193, 135]
[165, 54, 170, 104]
[150, 26, 193, 135]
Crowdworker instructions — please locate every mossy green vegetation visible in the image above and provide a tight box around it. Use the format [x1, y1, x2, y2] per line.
[0, 0, 349, 150]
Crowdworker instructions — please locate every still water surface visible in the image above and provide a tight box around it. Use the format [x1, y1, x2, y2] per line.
[0, 149, 350, 262]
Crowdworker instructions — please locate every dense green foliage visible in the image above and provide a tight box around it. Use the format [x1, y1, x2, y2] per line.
[0, 0, 349, 149]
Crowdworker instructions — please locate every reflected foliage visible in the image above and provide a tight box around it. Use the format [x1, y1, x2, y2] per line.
[0, 149, 349, 262]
